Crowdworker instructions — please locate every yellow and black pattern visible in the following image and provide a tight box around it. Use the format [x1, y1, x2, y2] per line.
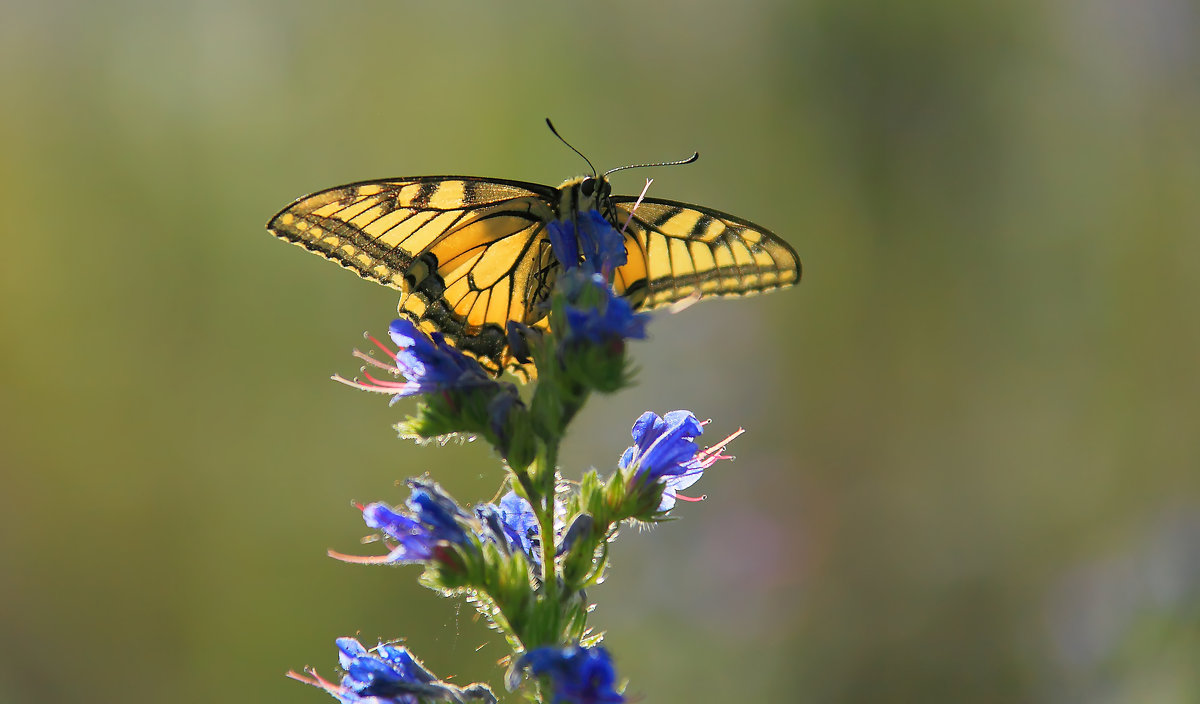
[610, 198, 801, 309]
[267, 173, 801, 380]
[268, 177, 562, 375]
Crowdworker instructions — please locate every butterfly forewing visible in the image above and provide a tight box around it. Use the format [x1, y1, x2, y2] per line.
[267, 177, 556, 289]
[267, 176, 560, 377]
[609, 198, 801, 310]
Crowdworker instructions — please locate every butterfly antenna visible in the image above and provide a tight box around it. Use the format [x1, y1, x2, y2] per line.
[545, 118, 597, 177]
[603, 152, 699, 178]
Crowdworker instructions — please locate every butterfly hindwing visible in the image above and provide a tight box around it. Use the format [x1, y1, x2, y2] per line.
[396, 211, 556, 378]
[608, 197, 801, 310]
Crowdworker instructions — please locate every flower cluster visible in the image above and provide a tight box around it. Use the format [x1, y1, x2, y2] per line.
[548, 213, 648, 378]
[289, 638, 495, 704]
[560, 272, 648, 346]
[512, 644, 625, 704]
[328, 480, 472, 566]
[292, 210, 751, 704]
[547, 210, 628, 275]
[333, 319, 531, 465]
[334, 319, 495, 399]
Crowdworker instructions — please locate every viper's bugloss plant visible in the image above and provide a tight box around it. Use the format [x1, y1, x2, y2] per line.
[290, 210, 750, 704]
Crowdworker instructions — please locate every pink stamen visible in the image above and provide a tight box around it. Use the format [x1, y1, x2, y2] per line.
[366, 333, 400, 362]
[287, 668, 345, 693]
[333, 333, 410, 391]
[669, 493, 705, 503]
[360, 369, 413, 389]
[619, 178, 654, 236]
[327, 548, 397, 564]
[352, 347, 399, 372]
[331, 373, 411, 394]
[285, 670, 318, 686]
[693, 428, 744, 468]
[331, 374, 371, 391]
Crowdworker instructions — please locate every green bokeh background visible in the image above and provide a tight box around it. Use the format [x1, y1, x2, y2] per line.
[2, 1, 1198, 703]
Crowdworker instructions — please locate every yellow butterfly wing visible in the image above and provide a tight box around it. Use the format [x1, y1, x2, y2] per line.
[266, 177, 561, 378]
[608, 197, 801, 310]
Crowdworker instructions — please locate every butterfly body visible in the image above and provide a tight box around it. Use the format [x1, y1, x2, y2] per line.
[267, 173, 800, 378]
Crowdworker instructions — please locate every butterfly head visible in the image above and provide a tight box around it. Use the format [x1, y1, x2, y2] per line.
[558, 175, 614, 218]
[578, 176, 611, 201]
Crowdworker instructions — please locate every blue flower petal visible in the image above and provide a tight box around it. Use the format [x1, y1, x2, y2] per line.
[477, 491, 540, 563]
[519, 644, 624, 704]
[561, 274, 649, 345]
[548, 210, 627, 273]
[620, 410, 704, 482]
[381, 319, 492, 397]
[407, 481, 471, 545]
[497, 491, 540, 558]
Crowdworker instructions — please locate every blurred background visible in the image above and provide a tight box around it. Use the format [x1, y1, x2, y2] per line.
[2, 1, 1198, 702]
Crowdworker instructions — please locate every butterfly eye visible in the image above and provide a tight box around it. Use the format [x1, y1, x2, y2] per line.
[580, 178, 595, 198]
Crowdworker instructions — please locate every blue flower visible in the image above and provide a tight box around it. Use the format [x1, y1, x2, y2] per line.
[333, 319, 493, 400]
[516, 644, 624, 704]
[476, 490, 541, 561]
[334, 638, 435, 703]
[619, 410, 743, 511]
[546, 211, 648, 363]
[497, 491, 540, 556]
[290, 638, 495, 704]
[406, 479, 472, 544]
[562, 274, 648, 344]
[358, 503, 438, 563]
[548, 210, 627, 275]
[619, 410, 705, 483]
[332, 480, 472, 565]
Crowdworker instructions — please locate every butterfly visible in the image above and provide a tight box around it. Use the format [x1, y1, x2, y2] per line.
[266, 157, 801, 380]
